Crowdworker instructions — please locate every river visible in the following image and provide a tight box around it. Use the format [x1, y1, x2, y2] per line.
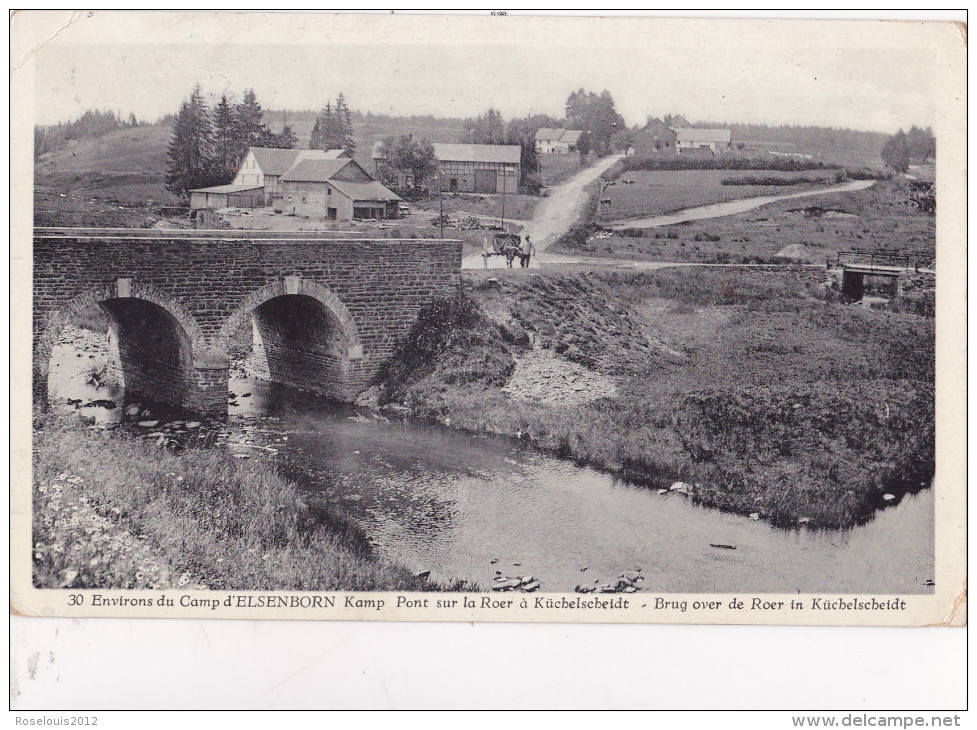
[47, 340, 935, 594]
[608, 179, 876, 230]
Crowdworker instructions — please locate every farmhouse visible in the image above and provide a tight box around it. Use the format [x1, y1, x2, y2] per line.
[674, 128, 732, 155]
[534, 128, 585, 154]
[627, 117, 679, 157]
[233, 147, 349, 207]
[372, 142, 521, 194]
[279, 157, 401, 220]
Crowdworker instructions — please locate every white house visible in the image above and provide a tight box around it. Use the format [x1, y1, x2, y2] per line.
[534, 128, 585, 154]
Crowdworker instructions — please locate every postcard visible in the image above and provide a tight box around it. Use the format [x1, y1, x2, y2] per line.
[10, 11, 966, 626]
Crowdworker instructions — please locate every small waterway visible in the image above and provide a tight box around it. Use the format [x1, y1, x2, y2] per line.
[608, 179, 876, 230]
[48, 340, 934, 595]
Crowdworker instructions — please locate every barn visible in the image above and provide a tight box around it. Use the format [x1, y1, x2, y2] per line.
[372, 142, 521, 194]
[432, 143, 521, 194]
[189, 183, 264, 211]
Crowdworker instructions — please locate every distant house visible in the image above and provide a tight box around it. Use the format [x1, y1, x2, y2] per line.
[372, 142, 521, 195]
[674, 128, 732, 155]
[628, 117, 679, 157]
[232, 147, 349, 207]
[280, 157, 401, 220]
[189, 183, 264, 211]
[534, 128, 585, 155]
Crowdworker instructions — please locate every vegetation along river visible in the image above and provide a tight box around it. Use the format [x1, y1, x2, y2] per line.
[50, 334, 934, 595]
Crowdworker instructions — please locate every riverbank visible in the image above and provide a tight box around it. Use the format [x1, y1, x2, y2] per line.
[32, 415, 450, 591]
[378, 267, 934, 530]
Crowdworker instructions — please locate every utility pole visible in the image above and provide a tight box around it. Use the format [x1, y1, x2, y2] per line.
[438, 172, 444, 239]
[500, 166, 507, 232]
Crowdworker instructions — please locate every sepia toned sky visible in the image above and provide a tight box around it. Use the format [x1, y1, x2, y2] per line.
[27, 11, 959, 132]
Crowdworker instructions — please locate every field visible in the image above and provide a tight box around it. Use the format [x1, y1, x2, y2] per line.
[378, 267, 934, 530]
[538, 152, 583, 187]
[557, 179, 935, 268]
[598, 168, 839, 222]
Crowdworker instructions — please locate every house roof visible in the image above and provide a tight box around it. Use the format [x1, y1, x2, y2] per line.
[666, 114, 694, 129]
[279, 158, 354, 182]
[248, 147, 347, 175]
[250, 148, 304, 176]
[535, 128, 584, 144]
[329, 179, 401, 202]
[433, 143, 521, 165]
[190, 183, 264, 194]
[371, 141, 521, 165]
[675, 128, 732, 144]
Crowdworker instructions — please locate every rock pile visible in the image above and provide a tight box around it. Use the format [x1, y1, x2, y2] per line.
[501, 348, 618, 407]
[575, 569, 644, 594]
[491, 574, 541, 592]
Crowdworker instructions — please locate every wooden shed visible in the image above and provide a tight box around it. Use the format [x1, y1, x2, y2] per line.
[189, 184, 265, 211]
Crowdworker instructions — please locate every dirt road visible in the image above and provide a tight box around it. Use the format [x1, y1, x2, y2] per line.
[462, 154, 623, 269]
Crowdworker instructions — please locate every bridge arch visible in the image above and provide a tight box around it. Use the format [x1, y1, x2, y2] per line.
[218, 278, 364, 401]
[36, 282, 209, 412]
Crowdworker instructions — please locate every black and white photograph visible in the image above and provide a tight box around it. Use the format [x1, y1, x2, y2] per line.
[11, 11, 966, 627]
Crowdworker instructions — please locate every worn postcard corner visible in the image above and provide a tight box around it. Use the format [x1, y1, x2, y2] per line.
[10, 11, 966, 626]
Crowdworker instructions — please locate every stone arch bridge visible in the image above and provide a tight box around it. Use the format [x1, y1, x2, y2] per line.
[34, 228, 462, 417]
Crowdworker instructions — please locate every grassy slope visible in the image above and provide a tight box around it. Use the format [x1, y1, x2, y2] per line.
[32, 417, 445, 591]
[34, 125, 179, 206]
[380, 268, 934, 530]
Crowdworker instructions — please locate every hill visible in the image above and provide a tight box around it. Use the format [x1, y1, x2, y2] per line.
[34, 124, 179, 207]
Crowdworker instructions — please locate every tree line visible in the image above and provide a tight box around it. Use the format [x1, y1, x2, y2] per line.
[166, 85, 295, 200]
[166, 86, 360, 200]
[34, 109, 148, 158]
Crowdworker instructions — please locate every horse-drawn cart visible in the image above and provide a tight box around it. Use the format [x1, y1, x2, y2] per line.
[482, 232, 523, 268]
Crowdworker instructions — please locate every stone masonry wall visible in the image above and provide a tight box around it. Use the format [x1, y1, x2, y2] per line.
[34, 233, 462, 415]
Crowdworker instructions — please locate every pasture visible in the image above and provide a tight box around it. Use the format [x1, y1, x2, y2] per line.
[599, 168, 837, 223]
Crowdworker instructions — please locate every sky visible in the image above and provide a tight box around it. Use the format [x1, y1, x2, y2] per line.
[28, 12, 953, 133]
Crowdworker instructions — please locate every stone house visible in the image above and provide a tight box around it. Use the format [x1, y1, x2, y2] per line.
[627, 117, 679, 157]
[280, 158, 401, 220]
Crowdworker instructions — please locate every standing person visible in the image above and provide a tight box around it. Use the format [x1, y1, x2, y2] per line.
[482, 234, 492, 269]
[520, 235, 536, 268]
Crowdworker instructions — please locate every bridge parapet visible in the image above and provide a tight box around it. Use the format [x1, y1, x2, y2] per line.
[34, 228, 462, 417]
